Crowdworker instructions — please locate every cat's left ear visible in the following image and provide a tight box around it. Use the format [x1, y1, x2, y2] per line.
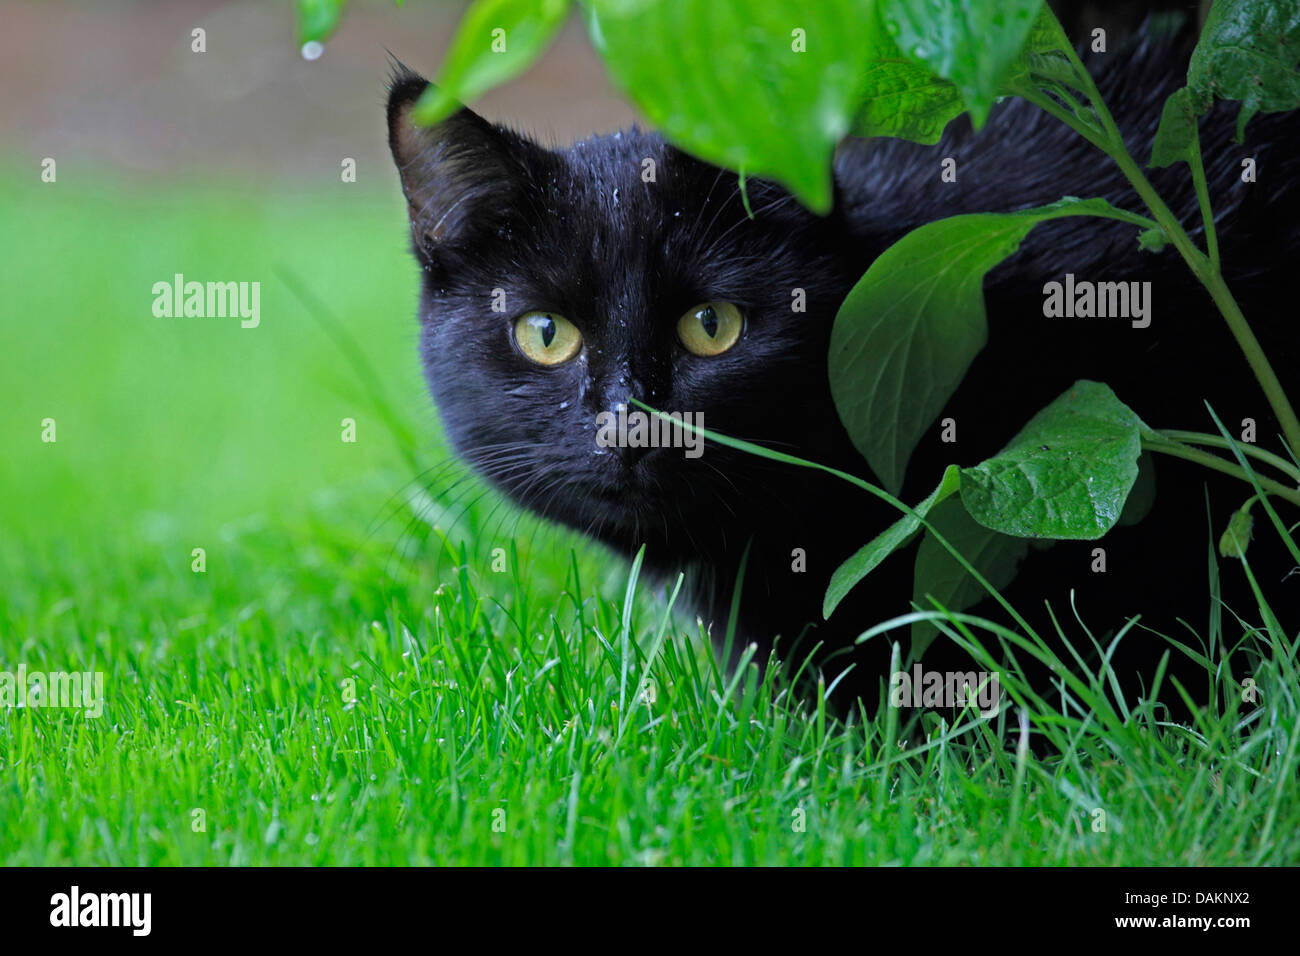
[386, 65, 529, 265]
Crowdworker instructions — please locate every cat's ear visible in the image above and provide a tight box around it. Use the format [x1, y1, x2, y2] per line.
[386, 64, 527, 264]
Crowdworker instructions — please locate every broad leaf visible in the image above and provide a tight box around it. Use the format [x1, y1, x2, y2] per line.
[413, 0, 570, 124]
[1188, 0, 1300, 140]
[824, 465, 960, 619]
[910, 497, 1030, 655]
[881, 0, 1044, 126]
[1005, 7, 1081, 95]
[960, 381, 1146, 539]
[1149, 87, 1199, 168]
[853, 3, 1072, 144]
[1022, 5, 1072, 58]
[588, 0, 874, 212]
[853, 1, 963, 143]
[829, 196, 1143, 494]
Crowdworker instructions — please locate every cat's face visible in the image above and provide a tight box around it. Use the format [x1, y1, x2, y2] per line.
[388, 71, 861, 558]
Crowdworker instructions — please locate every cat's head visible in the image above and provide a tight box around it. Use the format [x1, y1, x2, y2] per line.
[387, 67, 863, 558]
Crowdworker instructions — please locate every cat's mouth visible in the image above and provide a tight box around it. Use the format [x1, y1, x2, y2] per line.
[548, 448, 687, 538]
[480, 440, 710, 548]
[588, 453, 665, 506]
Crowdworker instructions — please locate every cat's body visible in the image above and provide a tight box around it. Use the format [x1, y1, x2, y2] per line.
[387, 21, 1299, 706]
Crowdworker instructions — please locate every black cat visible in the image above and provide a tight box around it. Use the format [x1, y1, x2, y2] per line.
[386, 22, 1299, 708]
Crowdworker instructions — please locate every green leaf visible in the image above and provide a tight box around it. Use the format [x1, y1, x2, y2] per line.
[824, 465, 961, 619]
[1020, 52, 1080, 88]
[910, 497, 1030, 655]
[1188, 0, 1300, 140]
[1022, 4, 1072, 57]
[1006, 7, 1082, 90]
[829, 196, 1143, 494]
[1148, 87, 1199, 168]
[588, 0, 874, 212]
[853, 3, 1073, 143]
[853, 1, 963, 143]
[882, 0, 1044, 126]
[960, 381, 1146, 539]
[413, 0, 570, 125]
[1137, 227, 1170, 252]
[297, 0, 348, 45]
[1219, 502, 1255, 559]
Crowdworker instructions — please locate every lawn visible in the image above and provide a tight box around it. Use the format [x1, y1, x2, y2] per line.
[1, 169, 1296, 866]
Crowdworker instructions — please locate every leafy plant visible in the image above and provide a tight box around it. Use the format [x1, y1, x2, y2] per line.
[819, 0, 1300, 626]
[827, 197, 1153, 495]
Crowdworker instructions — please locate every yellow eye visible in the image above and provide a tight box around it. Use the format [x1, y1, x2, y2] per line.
[677, 302, 743, 356]
[514, 311, 582, 365]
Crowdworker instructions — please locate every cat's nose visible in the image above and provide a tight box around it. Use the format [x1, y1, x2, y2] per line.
[596, 397, 653, 468]
[602, 374, 651, 411]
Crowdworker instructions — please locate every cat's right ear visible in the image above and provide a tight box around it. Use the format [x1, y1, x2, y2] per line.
[386, 64, 524, 265]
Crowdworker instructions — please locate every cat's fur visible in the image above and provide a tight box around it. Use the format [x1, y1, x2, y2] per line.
[386, 20, 1299, 706]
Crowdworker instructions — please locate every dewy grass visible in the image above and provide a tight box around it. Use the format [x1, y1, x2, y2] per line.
[1, 173, 1297, 866]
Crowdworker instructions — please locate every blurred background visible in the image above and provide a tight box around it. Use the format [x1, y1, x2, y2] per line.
[0, 1, 640, 579]
[2, 0, 637, 177]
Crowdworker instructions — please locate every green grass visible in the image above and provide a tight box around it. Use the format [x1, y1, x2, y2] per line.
[1, 169, 1298, 866]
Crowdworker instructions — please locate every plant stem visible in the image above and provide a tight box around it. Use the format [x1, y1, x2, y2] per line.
[1142, 438, 1300, 508]
[1039, 33, 1300, 461]
[1012, 83, 1108, 151]
[1187, 126, 1220, 272]
[1158, 430, 1300, 484]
